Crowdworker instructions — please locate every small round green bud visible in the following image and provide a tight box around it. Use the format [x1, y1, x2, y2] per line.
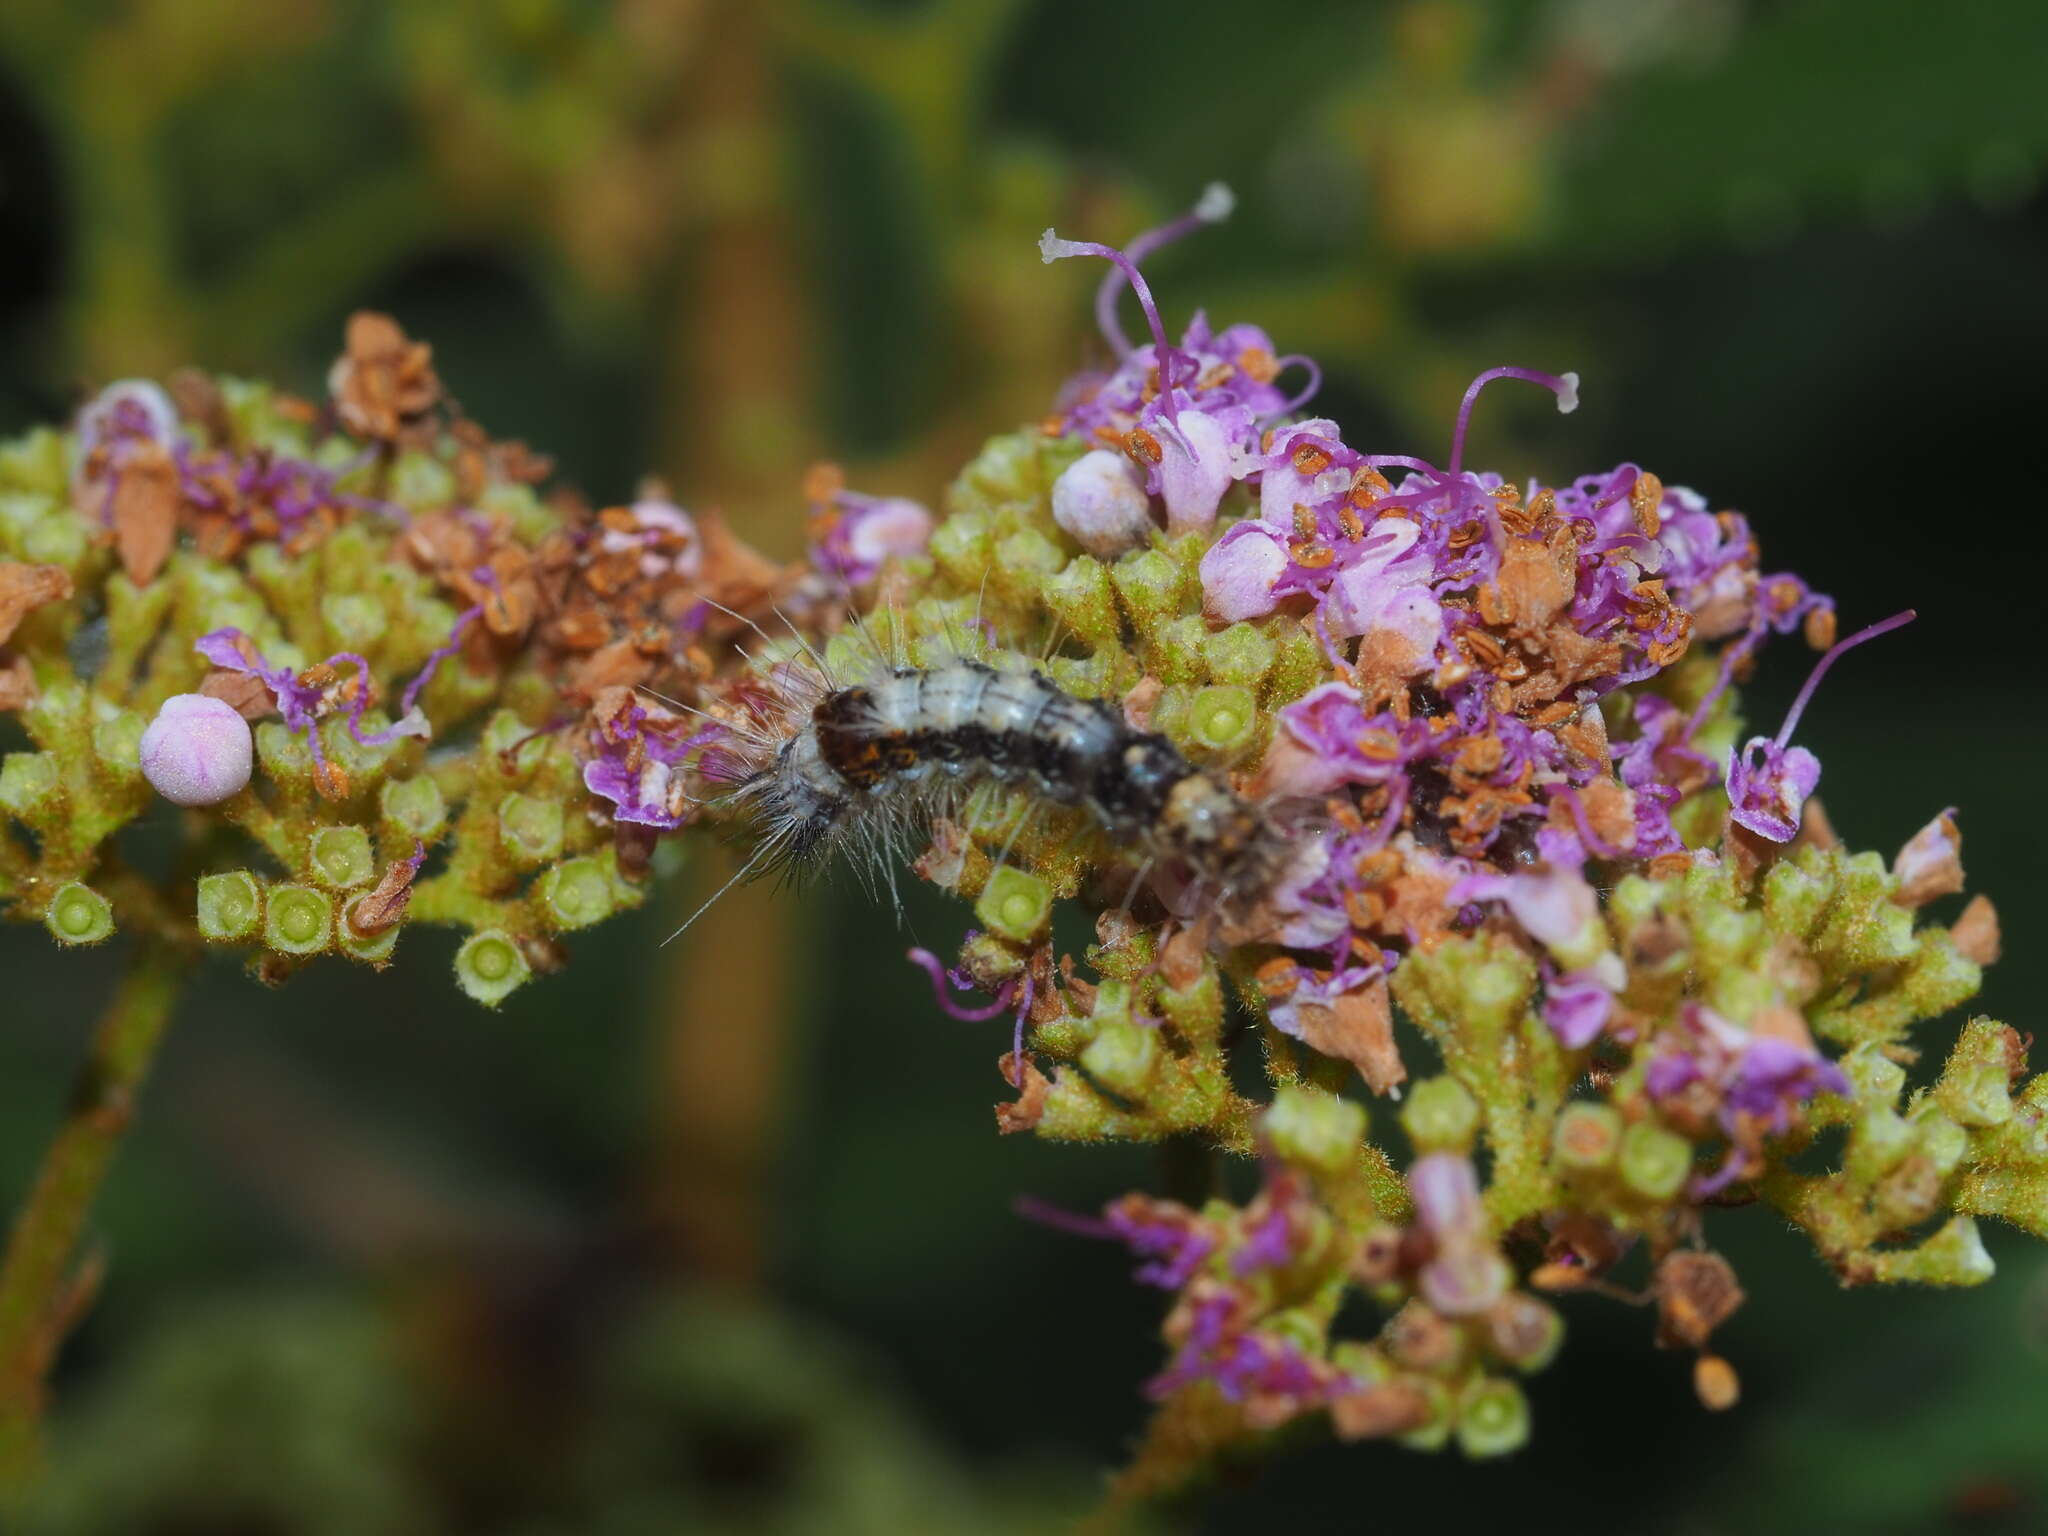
[92, 713, 146, 777]
[380, 775, 446, 838]
[1263, 1085, 1367, 1176]
[338, 894, 400, 965]
[1186, 684, 1258, 754]
[1395, 1378, 1455, 1452]
[1912, 1109, 1970, 1178]
[1080, 1018, 1161, 1098]
[1090, 977, 1134, 1022]
[1401, 1076, 1481, 1154]
[264, 884, 333, 955]
[1455, 1377, 1530, 1458]
[1845, 1107, 1914, 1185]
[45, 882, 114, 945]
[1551, 1102, 1625, 1172]
[391, 450, 456, 511]
[992, 528, 1064, 593]
[1937, 1018, 2016, 1128]
[975, 866, 1052, 943]
[1111, 548, 1183, 629]
[309, 825, 376, 889]
[23, 509, 88, 568]
[498, 792, 565, 865]
[479, 710, 533, 760]
[455, 929, 531, 1007]
[1619, 1121, 1694, 1201]
[0, 751, 60, 816]
[1841, 1043, 1907, 1105]
[1201, 622, 1276, 687]
[255, 720, 313, 778]
[1458, 953, 1534, 1038]
[320, 592, 388, 647]
[537, 858, 613, 930]
[1040, 556, 1119, 646]
[196, 870, 263, 941]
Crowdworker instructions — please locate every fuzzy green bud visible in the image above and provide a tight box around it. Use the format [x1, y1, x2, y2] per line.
[498, 792, 565, 866]
[320, 592, 388, 649]
[537, 858, 614, 930]
[1551, 1102, 1625, 1172]
[380, 775, 446, 839]
[1111, 548, 1183, 633]
[1455, 1377, 1531, 1458]
[927, 510, 992, 587]
[1619, 1121, 1694, 1201]
[455, 929, 530, 1007]
[1401, 1076, 1480, 1154]
[91, 712, 146, 778]
[255, 721, 313, 779]
[1840, 1043, 1907, 1105]
[1185, 684, 1258, 755]
[1040, 556, 1119, 646]
[1263, 1085, 1367, 1176]
[992, 528, 1064, 598]
[1936, 1018, 2016, 1128]
[1201, 622, 1276, 688]
[976, 865, 1052, 943]
[0, 751, 59, 816]
[264, 884, 333, 955]
[309, 825, 376, 890]
[22, 508, 87, 569]
[1845, 1106, 1914, 1185]
[196, 871, 263, 941]
[45, 882, 114, 945]
[1395, 1378, 1455, 1452]
[1081, 1017, 1161, 1099]
[1869, 1215, 1995, 1287]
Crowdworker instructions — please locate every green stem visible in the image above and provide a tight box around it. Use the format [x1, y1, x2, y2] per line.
[0, 941, 185, 1482]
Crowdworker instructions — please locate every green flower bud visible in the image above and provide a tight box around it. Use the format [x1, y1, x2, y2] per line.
[479, 710, 533, 760]
[0, 428, 67, 495]
[380, 775, 446, 839]
[1840, 1042, 1907, 1105]
[1185, 685, 1258, 755]
[1263, 1085, 1366, 1176]
[1201, 622, 1276, 687]
[338, 894, 401, 965]
[1619, 1121, 1694, 1201]
[1845, 1106, 1914, 1185]
[45, 882, 114, 946]
[928, 510, 992, 587]
[391, 450, 456, 511]
[1911, 1108, 1969, 1179]
[321, 592, 388, 648]
[1401, 1076, 1480, 1154]
[22, 508, 88, 569]
[992, 528, 1064, 598]
[455, 929, 531, 1007]
[309, 825, 376, 889]
[265, 884, 333, 954]
[975, 866, 1052, 943]
[1040, 556, 1119, 646]
[498, 792, 565, 866]
[196, 870, 264, 941]
[1455, 1377, 1531, 1458]
[92, 712, 146, 778]
[1936, 1018, 2016, 1128]
[537, 858, 614, 930]
[1111, 548, 1183, 632]
[255, 721, 313, 779]
[1395, 1378, 1455, 1452]
[1081, 1018, 1161, 1099]
[1869, 1215, 1995, 1288]
[1090, 977, 1134, 1022]
[1761, 857, 1830, 939]
[1551, 1102, 1624, 1172]
[0, 751, 60, 816]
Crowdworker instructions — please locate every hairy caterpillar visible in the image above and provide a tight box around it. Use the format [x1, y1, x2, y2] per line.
[686, 643, 1293, 929]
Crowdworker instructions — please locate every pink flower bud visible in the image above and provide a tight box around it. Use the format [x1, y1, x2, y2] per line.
[140, 694, 254, 806]
[1198, 521, 1287, 622]
[1052, 450, 1154, 558]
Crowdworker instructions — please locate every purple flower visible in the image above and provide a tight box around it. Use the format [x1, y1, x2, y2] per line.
[139, 694, 252, 806]
[1407, 1153, 1484, 1241]
[1647, 1003, 1850, 1140]
[71, 379, 179, 522]
[1051, 449, 1154, 558]
[196, 628, 435, 769]
[1198, 520, 1290, 622]
[1542, 962, 1621, 1048]
[811, 487, 932, 585]
[1103, 1195, 1218, 1290]
[581, 698, 720, 830]
[1726, 609, 1916, 843]
[1450, 830, 1605, 969]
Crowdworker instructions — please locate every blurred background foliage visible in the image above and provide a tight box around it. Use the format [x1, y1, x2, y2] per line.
[3, 0, 2047, 1530]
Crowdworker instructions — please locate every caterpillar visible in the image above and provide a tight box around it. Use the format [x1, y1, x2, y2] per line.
[690, 646, 1294, 927]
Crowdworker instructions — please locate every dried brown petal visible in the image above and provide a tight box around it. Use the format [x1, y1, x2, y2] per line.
[1655, 1250, 1746, 1350]
[1892, 809, 1965, 909]
[1292, 974, 1406, 1095]
[0, 562, 73, 646]
[330, 311, 441, 441]
[1951, 894, 2002, 966]
[199, 668, 276, 720]
[0, 652, 36, 711]
[994, 1055, 1049, 1134]
[348, 854, 423, 938]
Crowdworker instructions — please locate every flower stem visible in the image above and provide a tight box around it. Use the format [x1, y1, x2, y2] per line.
[0, 941, 185, 1482]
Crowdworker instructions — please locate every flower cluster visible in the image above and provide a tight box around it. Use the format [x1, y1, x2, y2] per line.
[5, 190, 2040, 1502]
